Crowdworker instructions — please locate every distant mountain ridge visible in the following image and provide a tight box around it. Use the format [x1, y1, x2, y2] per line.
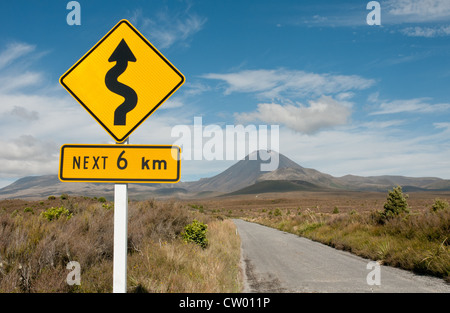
[1, 150, 450, 199]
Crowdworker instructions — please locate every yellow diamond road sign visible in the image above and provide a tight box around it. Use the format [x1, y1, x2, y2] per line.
[60, 19, 185, 143]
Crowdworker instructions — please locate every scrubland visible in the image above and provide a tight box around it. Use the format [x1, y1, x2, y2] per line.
[1, 188, 448, 292]
[0, 196, 241, 292]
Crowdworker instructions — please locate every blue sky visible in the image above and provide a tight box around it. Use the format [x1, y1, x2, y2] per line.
[0, 0, 450, 187]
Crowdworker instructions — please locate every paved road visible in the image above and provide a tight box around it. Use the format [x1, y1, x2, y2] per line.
[234, 219, 450, 293]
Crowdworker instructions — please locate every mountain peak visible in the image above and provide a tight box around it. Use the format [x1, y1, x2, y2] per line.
[245, 150, 303, 168]
[186, 150, 304, 192]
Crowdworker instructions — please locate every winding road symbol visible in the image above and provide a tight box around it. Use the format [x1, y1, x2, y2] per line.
[59, 19, 185, 143]
[105, 39, 138, 126]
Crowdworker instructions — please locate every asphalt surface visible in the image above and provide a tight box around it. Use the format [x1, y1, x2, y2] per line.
[234, 219, 450, 293]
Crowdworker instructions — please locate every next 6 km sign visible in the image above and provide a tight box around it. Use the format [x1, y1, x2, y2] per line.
[59, 144, 181, 183]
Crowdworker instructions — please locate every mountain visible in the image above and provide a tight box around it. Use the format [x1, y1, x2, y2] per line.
[256, 168, 450, 192]
[185, 150, 303, 193]
[1, 150, 450, 199]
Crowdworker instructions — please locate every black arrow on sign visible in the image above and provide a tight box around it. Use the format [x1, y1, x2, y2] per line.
[105, 39, 138, 126]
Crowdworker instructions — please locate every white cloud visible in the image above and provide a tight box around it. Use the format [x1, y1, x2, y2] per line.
[159, 97, 184, 110]
[385, 0, 450, 22]
[278, 124, 450, 179]
[0, 42, 35, 70]
[183, 82, 211, 96]
[434, 122, 450, 131]
[0, 71, 43, 93]
[203, 69, 374, 100]
[9, 106, 39, 121]
[235, 96, 352, 134]
[360, 119, 406, 129]
[370, 98, 450, 115]
[0, 42, 109, 181]
[400, 25, 450, 37]
[0, 135, 59, 177]
[130, 7, 207, 49]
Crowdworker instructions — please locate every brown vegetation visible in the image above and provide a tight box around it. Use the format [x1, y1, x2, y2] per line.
[0, 196, 241, 292]
[1, 189, 448, 292]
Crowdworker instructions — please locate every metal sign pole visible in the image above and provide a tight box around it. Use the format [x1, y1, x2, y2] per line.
[113, 138, 129, 293]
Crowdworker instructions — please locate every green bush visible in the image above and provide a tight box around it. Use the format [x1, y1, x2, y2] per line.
[102, 203, 113, 210]
[24, 207, 34, 214]
[431, 198, 449, 212]
[274, 208, 282, 216]
[383, 186, 409, 218]
[182, 220, 208, 249]
[48, 195, 56, 200]
[98, 197, 107, 203]
[188, 204, 204, 213]
[60, 193, 69, 200]
[41, 206, 73, 221]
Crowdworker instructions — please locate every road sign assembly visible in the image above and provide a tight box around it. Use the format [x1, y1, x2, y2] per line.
[59, 19, 184, 293]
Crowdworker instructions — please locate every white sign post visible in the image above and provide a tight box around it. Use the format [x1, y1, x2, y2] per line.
[113, 139, 129, 293]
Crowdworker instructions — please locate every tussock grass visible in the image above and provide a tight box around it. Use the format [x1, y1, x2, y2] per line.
[128, 219, 242, 292]
[0, 197, 242, 292]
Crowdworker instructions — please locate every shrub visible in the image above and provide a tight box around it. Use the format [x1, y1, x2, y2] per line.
[102, 203, 113, 210]
[182, 219, 208, 249]
[383, 186, 409, 218]
[41, 206, 73, 221]
[24, 207, 34, 214]
[333, 206, 340, 214]
[98, 197, 107, 203]
[48, 195, 56, 200]
[60, 193, 69, 200]
[431, 198, 449, 212]
[274, 208, 282, 216]
[189, 204, 205, 213]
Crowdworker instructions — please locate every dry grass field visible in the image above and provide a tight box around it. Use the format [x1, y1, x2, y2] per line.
[0, 195, 241, 292]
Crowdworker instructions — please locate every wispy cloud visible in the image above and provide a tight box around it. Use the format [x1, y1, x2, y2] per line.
[130, 6, 207, 49]
[385, 0, 450, 22]
[0, 42, 35, 70]
[370, 98, 450, 115]
[359, 119, 406, 129]
[203, 68, 375, 100]
[400, 25, 450, 37]
[288, 0, 450, 39]
[0, 71, 43, 93]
